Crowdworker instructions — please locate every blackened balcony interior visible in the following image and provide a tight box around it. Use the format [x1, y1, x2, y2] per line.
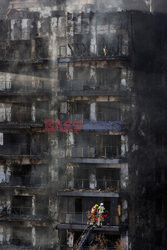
[0, 101, 49, 124]
[59, 67, 122, 94]
[0, 80, 51, 95]
[59, 197, 120, 226]
[71, 133, 121, 158]
[59, 19, 128, 62]
[0, 164, 48, 187]
[97, 102, 120, 121]
[11, 227, 32, 247]
[0, 38, 49, 62]
[11, 196, 32, 216]
[64, 167, 120, 192]
[0, 133, 48, 155]
[11, 195, 49, 218]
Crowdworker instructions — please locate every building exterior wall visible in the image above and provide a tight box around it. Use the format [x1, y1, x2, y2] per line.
[0, 1, 166, 250]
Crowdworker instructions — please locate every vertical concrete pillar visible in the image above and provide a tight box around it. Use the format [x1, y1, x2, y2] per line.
[89, 168, 97, 189]
[31, 103, 36, 122]
[121, 233, 129, 250]
[31, 40, 36, 59]
[32, 227, 36, 247]
[121, 135, 128, 157]
[90, 103, 96, 121]
[67, 231, 74, 247]
[0, 226, 3, 244]
[90, 18, 97, 55]
[67, 164, 74, 189]
[32, 195, 36, 216]
[120, 163, 128, 189]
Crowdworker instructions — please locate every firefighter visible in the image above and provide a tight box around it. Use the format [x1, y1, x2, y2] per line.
[87, 204, 99, 225]
[97, 203, 105, 227]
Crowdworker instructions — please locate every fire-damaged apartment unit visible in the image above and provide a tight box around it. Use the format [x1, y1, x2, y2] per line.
[0, 0, 166, 250]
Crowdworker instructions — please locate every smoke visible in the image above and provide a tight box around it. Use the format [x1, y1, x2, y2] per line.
[152, 0, 167, 13]
[0, 0, 10, 18]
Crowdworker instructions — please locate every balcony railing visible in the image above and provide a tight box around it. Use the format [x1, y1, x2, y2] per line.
[0, 81, 51, 95]
[59, 212, 120, 226]
[60, 80, 121, 93]
[0, 174, 47, 187]
[69, 113, 120, 122]
[70, 146, 121, 158]
[65, 179, 120, 191]
[0, 207, 49, 219]
[11, 207, 32, 216]
[0, 143, 46, 156]
[0, 144, 29, 155]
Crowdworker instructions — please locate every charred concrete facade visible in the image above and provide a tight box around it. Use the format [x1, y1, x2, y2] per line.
[0, 0, 166, 249]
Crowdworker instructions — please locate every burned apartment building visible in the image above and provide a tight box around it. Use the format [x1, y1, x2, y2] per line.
[0, 0, 166, 249]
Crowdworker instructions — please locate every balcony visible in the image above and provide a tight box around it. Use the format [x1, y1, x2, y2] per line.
[0, 81, 51, 97]
[59, 212, 120, 226]
[0, 144, 48, 159]
[64, 179, 120, 192]
[0, 174, 47, 188]
[58, 80, 123, 97]
[0, 207, 50, 221]
[70, 146, 121, 159]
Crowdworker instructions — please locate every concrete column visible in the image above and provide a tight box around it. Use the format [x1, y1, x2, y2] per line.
[89, 168, 97, 190]
[0, 225, 3, 244]
[67, 231, 74, 247]
[67, 163, 74, 189]
[120, 163, 128, 189]
[121, 68, 127, 89]
[90, 103, 96, 121]
[121, 233, 129, 250]
[121, 135, 128, 157]
[31, 103, 36, 122]
[32, 195, 36, 216]
[31, 40, 36, 59]
[32, 227, 36, 247]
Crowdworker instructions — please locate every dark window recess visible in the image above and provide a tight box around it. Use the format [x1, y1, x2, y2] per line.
[35, 38, 48, 58]
[96, 68, 121, 91]
[68, 34, 90, 57]
[10, 165, 32, 186]
[155, 198, 162, 215]
[96, 168, 120, 190]
[35, 227, 49, 247]
[72, 133, 96, 157]
[155, 134, 167, 152]
[155, 231, 162, 247]
[97, 33, 120, 56]
[0, 133, 30, 155]
[8, 41, 31, 60]
[74, 132, 95, 146]
[75, 198, 82, 213]
[155, 165, 162, 183]
[11, 196, 32, 215]
[31, 133, 48, 155]
[36, 101, 49, 122]
[96, 135, 121, 158]
[74, 168, 89, 189]
[59, 69, 67, 89]
[11, 104, 31, 122]
[97, 102, 120, 121]
[70, 102, 90, 121]
[11, 227, 32, 247]
[36, 196, 48, 216]
[10, 165, 48, 186]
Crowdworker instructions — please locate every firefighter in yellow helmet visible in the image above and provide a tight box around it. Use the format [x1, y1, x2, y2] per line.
[97, 203, 105, 227]
[87, 204, 99, 225]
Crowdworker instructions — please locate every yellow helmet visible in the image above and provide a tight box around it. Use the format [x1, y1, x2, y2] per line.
[95, 204, 99, 207]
